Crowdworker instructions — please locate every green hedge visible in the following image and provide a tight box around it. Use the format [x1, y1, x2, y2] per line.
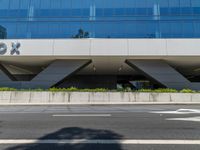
[49, 87, 108, 92]
[179, 89, 196, 93]
[137, 88, 178, 93]
[0, 87, 17, 91]
[0, 87, 199, 93]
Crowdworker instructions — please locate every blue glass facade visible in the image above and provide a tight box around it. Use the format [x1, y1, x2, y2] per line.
[0, 0, 200, 39]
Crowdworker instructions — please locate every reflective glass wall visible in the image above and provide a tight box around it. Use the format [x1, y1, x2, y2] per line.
[0, 25, 6, 39]
[0, 0, 200, 39]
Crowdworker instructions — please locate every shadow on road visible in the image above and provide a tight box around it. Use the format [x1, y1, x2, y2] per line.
[5, 127, 123, 150]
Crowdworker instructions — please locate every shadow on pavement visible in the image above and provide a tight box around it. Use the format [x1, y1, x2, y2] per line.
[5, 127, 123, 150]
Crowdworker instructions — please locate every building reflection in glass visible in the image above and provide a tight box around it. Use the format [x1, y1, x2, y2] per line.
[0, 25, 7, 39]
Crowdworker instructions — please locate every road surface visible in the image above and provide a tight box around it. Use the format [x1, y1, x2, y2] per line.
[0, 105, 199, 150]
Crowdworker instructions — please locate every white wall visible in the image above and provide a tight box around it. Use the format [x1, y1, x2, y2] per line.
[0, 39, 200, 56]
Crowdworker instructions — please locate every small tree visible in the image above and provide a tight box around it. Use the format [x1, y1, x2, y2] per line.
[0, 25, 7, 39]
[73, 28, 89, 38]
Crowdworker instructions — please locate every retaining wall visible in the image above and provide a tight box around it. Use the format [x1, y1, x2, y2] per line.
[0, 91, 199, 105]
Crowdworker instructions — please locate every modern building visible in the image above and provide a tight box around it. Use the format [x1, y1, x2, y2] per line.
[0, 0, 200, 90]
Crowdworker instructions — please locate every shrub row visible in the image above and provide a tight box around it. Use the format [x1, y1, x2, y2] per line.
[49, 87, 107, 92]
[137, 88, 196, 93]
[0, 87, 198, 93]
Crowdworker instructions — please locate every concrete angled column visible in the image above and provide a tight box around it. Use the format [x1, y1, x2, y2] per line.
[0, 63, 23, 88]
[21, 60, 92, 89]
[0, 63, 17, 81]
[0, 60, 91, 89]
[126, 59, 194, 90]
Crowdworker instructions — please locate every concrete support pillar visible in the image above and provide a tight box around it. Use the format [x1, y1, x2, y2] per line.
[126, 59, 195, 90]
[0, 60, 91, 89]
[0, 64, 17, 81]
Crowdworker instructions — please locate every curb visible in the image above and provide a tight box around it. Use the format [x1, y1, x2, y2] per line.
[0, 102, 200, 106]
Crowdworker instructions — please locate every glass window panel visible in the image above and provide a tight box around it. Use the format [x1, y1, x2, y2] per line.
[0, 0, 199, 39]
[71, 0, 82, 16]
[115, 8, 126, 16]
[113, 0, 125, 16]
[94, 22, 111, 38]
[27, 22, 38, 38]
[160, 21, 171, 38]
[71, 0, 91, 16]
[94, 0, 105, 17]
[30, 0, 41, 9]
[146, 21, 160, 38]
[146, 0, 156, 15]
[49, 22, 61, 38]
[124, 0, 135, 16]
[191, 0, 200, 7]
[39, 0, 51, 17]
[40, 0, 50, 9]
[29, 0, 40, 17]
[51, 0, 61, 9]
[180, 0, 192, 14]
[0, 0, 9, 9]
[169, 0, 180, 15]
[81, 22, 92, 38]
[170, 21, 183, 37]
[8, 0, 20, 17]
[0, 0, 10, 17]
[16, 22, 28, 38]
[70, 22, 84, 37]
[134, 21, 147, 37]
[182, 21, 194, 37]
[191, 0, 200, 14]
[35, 22, 50, 38]
[125, 21, 136, 38]
[60, 22, 71, 38]
[0, 22, 17, 38]
[194, 21, 200, 34]
[50, 0, 61, 16]
[0, 24, 7, 39]
[135, 0, 147, 15]
[158, 0, 169, 15]
[96, 8, 103, 17]
[94, 0, 104, 8]
[61, 0, 71, 17]
[104, 8, 114, 16]
[9, 0, 20, 9]
[19, 0, 30, 17]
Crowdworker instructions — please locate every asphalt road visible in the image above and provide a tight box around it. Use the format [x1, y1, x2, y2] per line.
[0, 105, 199, 150]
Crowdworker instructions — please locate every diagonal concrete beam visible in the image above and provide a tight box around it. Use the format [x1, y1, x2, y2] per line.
[0, 60, 91, 89]
[126, 59, 195, 90]
[22, 60, 92, 89]
[0, 63, 17, 81]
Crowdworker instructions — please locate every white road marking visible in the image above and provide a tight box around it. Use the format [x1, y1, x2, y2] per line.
[167, 116, 200, 122]
[150, 109, 200, 114]
[0, 139, 200, 145]
[52, 114, 111, 117]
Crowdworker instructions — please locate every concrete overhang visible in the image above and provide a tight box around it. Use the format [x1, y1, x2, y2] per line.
[0, 38, 200, 75]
